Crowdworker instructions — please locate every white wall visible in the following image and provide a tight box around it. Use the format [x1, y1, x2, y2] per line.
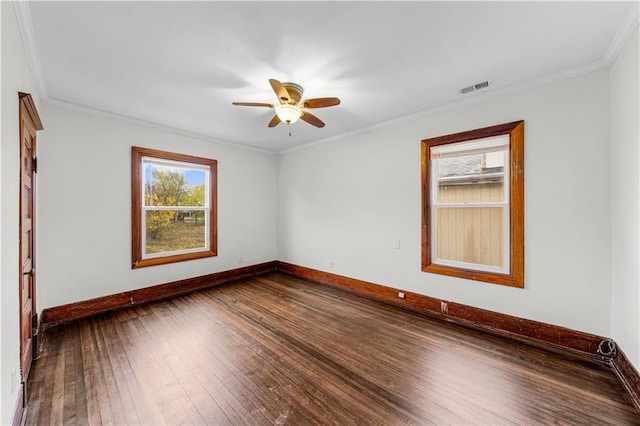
[610, 24, 640, 370]
[278, 70, 612, 337]
[37, 105, 278, 309]
[0, 2, 45, 423]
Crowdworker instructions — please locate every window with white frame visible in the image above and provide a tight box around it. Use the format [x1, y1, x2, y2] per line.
[421, 121, 524, 288]
[132, 147, 217, 268]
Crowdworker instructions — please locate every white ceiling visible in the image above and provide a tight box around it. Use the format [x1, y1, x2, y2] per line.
[23, 1, 638, 152]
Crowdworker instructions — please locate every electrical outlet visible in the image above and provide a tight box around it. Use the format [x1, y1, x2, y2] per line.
[394, 240, 401, 249]
[398, 292, 405, 299]
[238, 256, 244, 264]
[328, 260, 334, 269]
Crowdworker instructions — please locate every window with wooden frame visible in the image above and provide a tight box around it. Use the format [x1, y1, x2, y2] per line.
[421, 121, 524, 288]
[132, 146, 217, 268]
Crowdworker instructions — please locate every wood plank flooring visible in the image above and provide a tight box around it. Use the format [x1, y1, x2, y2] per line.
[26, 272, 640, 425]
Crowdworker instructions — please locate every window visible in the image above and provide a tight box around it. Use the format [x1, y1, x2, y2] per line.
[421, 121, 524, 287]
[132, 147, 217, 268]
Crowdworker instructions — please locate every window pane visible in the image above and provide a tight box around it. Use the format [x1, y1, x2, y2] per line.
[144, 163, 207, 207]
[436, 152, 505, 203]
[145, 209, 207, 255]
[435, 207, 503, 267]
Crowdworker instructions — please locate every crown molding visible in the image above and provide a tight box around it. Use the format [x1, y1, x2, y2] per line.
[13, 1, 48, 102]
[46, 98, 275, 155]
[279, 59, 608, 155]
[603, 2, 639, 66]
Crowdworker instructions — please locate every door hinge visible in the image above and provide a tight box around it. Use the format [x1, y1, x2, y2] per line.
[32, 313, 38, 329]
[33, 157, 38, 174]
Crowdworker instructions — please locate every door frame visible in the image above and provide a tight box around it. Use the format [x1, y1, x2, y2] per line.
[17, 92, 43, 421]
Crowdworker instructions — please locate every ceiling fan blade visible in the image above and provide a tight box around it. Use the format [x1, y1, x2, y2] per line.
[300, 111, 325, 128]
[268, 114, 281, 127]
[232, 102, 274, 108]
[269, 79, 290, 104]
[302, 97, 341, 109]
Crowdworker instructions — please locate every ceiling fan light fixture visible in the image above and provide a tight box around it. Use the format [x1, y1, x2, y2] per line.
[275, 104, 302, 124]
[233, 79, 337, 129]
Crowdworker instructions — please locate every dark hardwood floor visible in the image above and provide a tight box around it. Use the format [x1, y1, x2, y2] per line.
[26, 272, 640, 425]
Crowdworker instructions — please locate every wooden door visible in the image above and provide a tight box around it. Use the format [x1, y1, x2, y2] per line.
[19, 93, 42, 383]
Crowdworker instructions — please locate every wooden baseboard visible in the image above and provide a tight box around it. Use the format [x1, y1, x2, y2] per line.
[40, 259, 607, 358]
[11, 384, 24, 426]
[41, 261, 277, 327]
[612, 348, 640, 411]
[275, 261, 607, 360]
[36, 259, 639, 413]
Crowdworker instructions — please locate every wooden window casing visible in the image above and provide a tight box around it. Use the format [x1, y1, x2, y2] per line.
[421, 121, 524, 288]
[132, 146, 217, 268]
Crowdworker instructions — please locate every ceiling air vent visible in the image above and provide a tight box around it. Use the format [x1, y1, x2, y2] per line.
[459, 80, 490, 95]
[460, 85, 475, 94]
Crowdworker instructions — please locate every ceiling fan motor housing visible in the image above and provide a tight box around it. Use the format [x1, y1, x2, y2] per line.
[282, 82, 304, 104]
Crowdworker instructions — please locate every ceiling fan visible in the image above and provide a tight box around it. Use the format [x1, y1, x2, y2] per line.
[232, 79, 340, 128]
